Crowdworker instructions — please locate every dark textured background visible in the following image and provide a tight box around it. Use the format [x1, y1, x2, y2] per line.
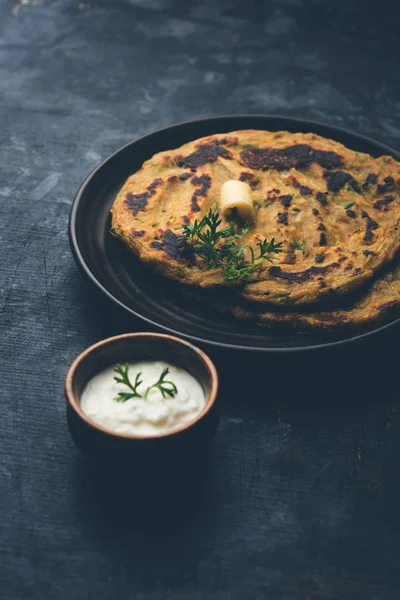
[1, 1, 400, 598]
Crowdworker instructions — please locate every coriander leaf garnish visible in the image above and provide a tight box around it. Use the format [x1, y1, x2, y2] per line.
[113, 364, 179, 402]
[182, 209, 228, 270]
[291, 240, 306, 252]
[181, 207, 282, 282]
[145, 367, 178, 399]
[113, 363, 143, 402]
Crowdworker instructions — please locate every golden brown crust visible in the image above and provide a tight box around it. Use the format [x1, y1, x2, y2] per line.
[111, 130, 400, 307]
[196, 258, 400, 329]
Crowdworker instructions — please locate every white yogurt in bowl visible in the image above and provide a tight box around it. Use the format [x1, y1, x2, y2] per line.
[80, 361, 206, 436]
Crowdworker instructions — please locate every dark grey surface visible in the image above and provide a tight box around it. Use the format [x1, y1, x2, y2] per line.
[1, 1, 400, 598]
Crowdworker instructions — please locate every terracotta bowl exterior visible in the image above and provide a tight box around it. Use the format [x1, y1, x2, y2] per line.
[65, 333, 219, 464]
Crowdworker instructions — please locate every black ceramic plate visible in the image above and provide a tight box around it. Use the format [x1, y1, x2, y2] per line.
[69, 115, 400, 352]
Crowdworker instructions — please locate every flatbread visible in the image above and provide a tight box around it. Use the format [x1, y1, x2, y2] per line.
[200, 258, 400, 328]
[111, 130, 400, 306]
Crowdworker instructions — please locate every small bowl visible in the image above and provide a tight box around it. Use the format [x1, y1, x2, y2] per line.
[65, 332, 219, 464]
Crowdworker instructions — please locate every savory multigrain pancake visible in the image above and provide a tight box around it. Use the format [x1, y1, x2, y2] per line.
[213, 256, 400, 328]
[110, 130, 400, 306]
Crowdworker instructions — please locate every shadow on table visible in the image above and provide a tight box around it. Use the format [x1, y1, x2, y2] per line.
[214, 336, 399, 403]
[74, 446, 219, 548]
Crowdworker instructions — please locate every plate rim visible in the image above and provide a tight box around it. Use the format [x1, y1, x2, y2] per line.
[69, 113, 400, 353]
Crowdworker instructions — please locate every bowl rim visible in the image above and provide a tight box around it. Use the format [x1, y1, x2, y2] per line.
[64, 332, 219, 440]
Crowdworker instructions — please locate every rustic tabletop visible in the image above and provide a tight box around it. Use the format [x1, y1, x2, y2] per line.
[1, 1, 400, 599]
